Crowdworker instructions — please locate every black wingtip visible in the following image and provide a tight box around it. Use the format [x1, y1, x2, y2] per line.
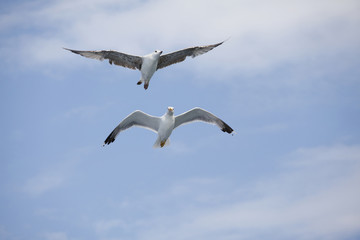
[214, 38, 230, 48]
[215, 38, 229, 47]
[104, 137, 115, 145]
[103, 138, 115, 146]
[63, 47, 80, 54]
[212, 41, 224, 48]
[221, 121, 234, 134]
[63, 47, 72, 52]
[104, 131, 116, 145]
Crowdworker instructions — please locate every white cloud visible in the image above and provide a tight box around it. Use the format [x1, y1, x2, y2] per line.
[22, 146, 92, 197]
[1, 0, 359, 76]
[23, 173, 65, 196]
[104, 144, 360, 240]
[288, 144, 360, 166]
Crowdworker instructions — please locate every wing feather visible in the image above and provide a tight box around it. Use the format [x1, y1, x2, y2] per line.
[64, 48, 142, 70]
[174, 108, 233, 134]
[156, 41, 224, 70]
[104, 111, 160, 145]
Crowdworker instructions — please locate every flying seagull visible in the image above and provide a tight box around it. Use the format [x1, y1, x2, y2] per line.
[104, 107, 234, 148]
[64, 41, 224, 90]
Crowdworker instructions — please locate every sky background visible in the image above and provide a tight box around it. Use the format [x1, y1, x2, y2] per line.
[1, 0, 360, 239]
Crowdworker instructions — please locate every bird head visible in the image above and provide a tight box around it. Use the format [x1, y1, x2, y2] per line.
[167, 106, 174, 114]
[154, 50, 163, 55]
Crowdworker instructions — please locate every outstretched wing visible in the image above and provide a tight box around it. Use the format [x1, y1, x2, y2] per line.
[104, 110, 161, 145]
[156, 41, 224, 70]
[64, 48, 142, 70]
[174, 107, 233, 134]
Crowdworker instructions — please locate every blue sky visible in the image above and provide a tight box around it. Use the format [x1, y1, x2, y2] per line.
[1, 0, 360, 239]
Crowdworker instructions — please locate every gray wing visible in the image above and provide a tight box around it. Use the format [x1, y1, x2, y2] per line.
[157, 41, 224, 70]
[104, 110, 161, 145]
[64, 48, 142, 70]
[174, 107, 233, 134]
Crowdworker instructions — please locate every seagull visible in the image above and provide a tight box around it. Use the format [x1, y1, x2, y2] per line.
[64, 41, 224, 90]
[103, 107, 234, 148]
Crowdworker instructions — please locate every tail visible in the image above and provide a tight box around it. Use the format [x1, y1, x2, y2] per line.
[153, 137, 170, 148]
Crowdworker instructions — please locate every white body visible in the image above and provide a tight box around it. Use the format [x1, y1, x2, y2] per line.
[154, 110, 175, 147]
[139, 51, 162, 89]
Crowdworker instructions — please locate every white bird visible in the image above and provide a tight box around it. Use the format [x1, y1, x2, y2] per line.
[64, 41, 224, 90]
[104, 107, 234, 148]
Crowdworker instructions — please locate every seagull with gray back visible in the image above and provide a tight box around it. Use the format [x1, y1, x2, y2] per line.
[64, 41, 224, 90]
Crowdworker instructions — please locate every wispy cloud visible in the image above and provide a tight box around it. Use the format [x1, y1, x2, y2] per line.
[98, 144, 360, 240]
[1, 0, 359, 75]
[22, 146, 92, 197]
[23, 174, 64, 196]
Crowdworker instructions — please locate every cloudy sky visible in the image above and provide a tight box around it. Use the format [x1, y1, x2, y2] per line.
[1, 0, 360, 239]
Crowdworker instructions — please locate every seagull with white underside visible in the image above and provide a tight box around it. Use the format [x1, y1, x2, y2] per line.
[103, 107, 234, 148]
[64, 41, 224, 90]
